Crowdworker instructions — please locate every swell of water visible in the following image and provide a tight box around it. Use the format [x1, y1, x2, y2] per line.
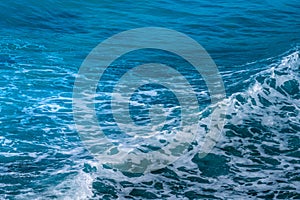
[2, 49, 298, 199]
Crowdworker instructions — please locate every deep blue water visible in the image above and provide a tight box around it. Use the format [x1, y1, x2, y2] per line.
[0, 0, 300, 199]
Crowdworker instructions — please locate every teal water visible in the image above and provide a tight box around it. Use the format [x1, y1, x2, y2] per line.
[0, 0, 299, 199]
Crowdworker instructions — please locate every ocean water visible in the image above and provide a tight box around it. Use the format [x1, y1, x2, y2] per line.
[0, 0, 300, 199]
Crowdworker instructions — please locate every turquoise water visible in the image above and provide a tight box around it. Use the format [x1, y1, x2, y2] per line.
[0, 0, 300, 199]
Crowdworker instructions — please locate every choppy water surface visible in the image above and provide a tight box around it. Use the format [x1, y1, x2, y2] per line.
[0, 0, 299, 199]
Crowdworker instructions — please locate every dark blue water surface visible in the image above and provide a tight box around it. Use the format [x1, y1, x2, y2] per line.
[0, 0, 299, 199]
